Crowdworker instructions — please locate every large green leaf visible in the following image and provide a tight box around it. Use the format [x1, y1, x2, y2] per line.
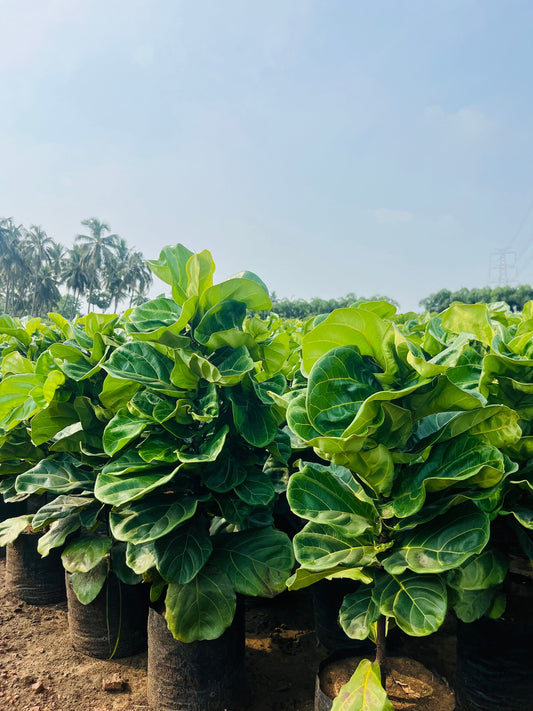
[441, 302, 494, 346]
[211, 527, 294, 597]
[227, 384, 281, 447]
[32, 495, 94, 531]
[102, 408, 148, 456]
[234, 469, 276, 507]
[100, 374, 140, 410]
[103, 342, 178, 394]
[293, 522, 385, 571]
[147, 244, 194, 302]
[384, 504, 490, 574]
[62, 536, 112, 573]
[30, 400, 80, 446]
[129, 297, 186, 331]
[185, 250, 215, 300]
[393, 435, 508, 518]
[69, 562, 108, 605]
[176, 425, 228, 463]
[49, 344, 102, 381]
[374, 572, 447, 636]
[15, 455, 96, 495]
[200, 276, 272, 312]
[195, 300, 247, 346]
[154, 518, 213, 584]
[339, 586, 380, 640]
[286, 566, 372, 591]
[0, 373, 49, 431]
[37, 514, 82, 556]
[307, 345, 382, 437]
[287, 462, 378, 534]
[447, 548, 508, 592]
[0, 515, 33, 546]
[126, 540, 157, 574]
[109, 495, 197, 544]
[331, 659, 393, 711]
[94, 468, 177, 506]
[302, 308, 394, 377]
[164, 564, 235, 642]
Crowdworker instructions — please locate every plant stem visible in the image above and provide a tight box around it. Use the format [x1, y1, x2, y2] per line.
[375, 614, 388, 690]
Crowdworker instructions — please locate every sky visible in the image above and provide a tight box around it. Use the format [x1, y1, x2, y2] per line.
[2, 0, 533, 312]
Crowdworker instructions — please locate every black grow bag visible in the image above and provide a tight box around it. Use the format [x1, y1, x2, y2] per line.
[456, 575, 533, 711]
[6, 533, 66, 604]
[66, 572, 149, 659]
[147, 600, 248, 711]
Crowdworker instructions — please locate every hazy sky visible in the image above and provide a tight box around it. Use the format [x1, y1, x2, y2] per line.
[2, 0, 533, 311]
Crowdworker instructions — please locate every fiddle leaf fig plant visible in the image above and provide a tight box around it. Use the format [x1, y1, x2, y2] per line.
[285, 303, 521, 708]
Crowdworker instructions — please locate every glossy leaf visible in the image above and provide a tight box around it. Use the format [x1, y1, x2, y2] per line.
[110, 495, 197, 544]
[61, 536, 112, 573]
[94, 468, 177, 506]
[287, 462, 378, 533]
[0, 515, 33, 546]
[293, 522, 385, 571]
[16, 455, 96, 495]
[331, 659, 393, 711]
[103, 342, 177, 394]
[102, 408, 148, 456]
[211, 527, 294, 597]
[384, 504, 490, 575]
[339, 586, 380, 640]
[69, 562, 108, 605]
[154, 518, 213, 584]
[164, 564, 235, 642]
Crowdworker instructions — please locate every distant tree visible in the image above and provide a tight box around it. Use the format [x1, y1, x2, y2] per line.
[270, 292, 397, 320]
[420, 285, 533, 313]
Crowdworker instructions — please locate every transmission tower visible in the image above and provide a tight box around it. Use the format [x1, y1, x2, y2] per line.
[490, 249, 516, 286]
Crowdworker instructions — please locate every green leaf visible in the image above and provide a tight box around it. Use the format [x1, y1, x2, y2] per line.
[447, 548, 508, 591]
[331, 659, 394, 711]
[69, 562, 108, 604]
[201, 276, 272, 312]
[164, 564, 236, 642]
[176, 425, 228, 463]
[293, 522, 383, 571]
[0, 373, 48, 431]
[110, 495, 197, 544]
[102, 408, 148, 456]
[441, 302, 495, 346]
[302, 308, 394, 378]
[227, 384, 281, 447]
[453, 587, 502, 623]
[49, 343, 102, 381]
[185, 250, 215, 300]
[30, 400, 80, 446]
[32, 495, 94, 531]
[307, 345, 382, 437]
[38, 514, 82, 556]
[375, 572, 447, 636]
[339, 586, 380, 640]
[393, 435, 508, 518]
[0, 515, 33, 546]
[95, 468, 177, 506]
[287, 461, 378, 533]
[147, 244, 194, 302]
[103, 342, 177, 394]
[195, 300, 247, 346]
[286, 566, 372, 591]
[234, 469, 276, 507]
[211, 527, 294, 597]
[385, 504, 490, 575]
[62, 536, 112, 573]
[154, 518, 213, 584]
[100, 374, 140, 410]
[15, 455, 96, 495]
[126, 540, 157, 575]
[129, 297, 185, 331]
[111, 542, 143, 585]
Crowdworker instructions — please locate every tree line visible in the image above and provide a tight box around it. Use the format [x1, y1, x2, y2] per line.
[419, 285, 533, 313]
[0, 217, 152, 318]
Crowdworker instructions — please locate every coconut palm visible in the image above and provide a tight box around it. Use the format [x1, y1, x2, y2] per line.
[75, 218, 120, 312]
[23, 225, 55, 314]
[0, 218, 27, 314]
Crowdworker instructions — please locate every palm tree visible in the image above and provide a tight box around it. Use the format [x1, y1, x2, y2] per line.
[0, 218, 27, 314]
[75, 218, 120, 312]
[125, 249, 153, 308]
[62, 244, 90, 315]
[23, 225, 55, 314]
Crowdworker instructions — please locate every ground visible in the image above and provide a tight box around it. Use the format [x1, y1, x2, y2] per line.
[0, 560, 456, 711]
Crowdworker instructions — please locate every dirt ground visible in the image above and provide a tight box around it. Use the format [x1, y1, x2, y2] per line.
[0, 559, 457, 711]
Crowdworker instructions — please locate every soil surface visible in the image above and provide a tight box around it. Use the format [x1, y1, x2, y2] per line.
[0, 559, 457, 711]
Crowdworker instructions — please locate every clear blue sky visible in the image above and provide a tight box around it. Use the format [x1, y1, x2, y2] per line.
[2, 0, 533, 311]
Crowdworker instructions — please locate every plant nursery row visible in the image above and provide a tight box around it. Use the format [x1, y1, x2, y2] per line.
[1, 243, 533, 711]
